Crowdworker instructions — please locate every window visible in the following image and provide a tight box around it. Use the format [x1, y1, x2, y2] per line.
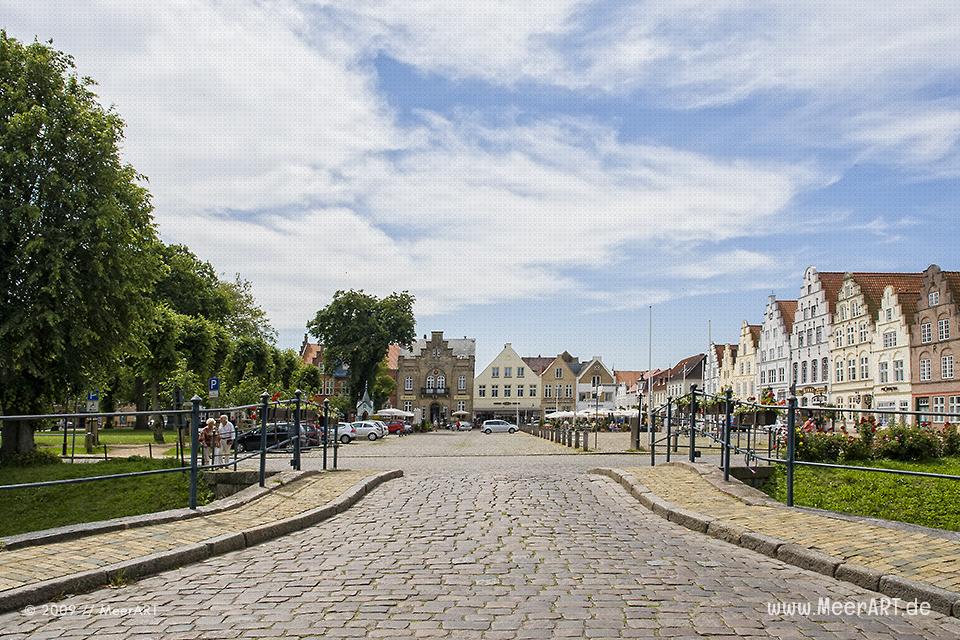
[516, 386, 524, 397]
[885, 308, 893, 321]
[930, 291, 941, 306]
[504, 367, 512, 378]
[807, 328, 813, 345]
[816, 327, 822, 344]
[860, 355, 869, 380]
[883, 331, 896, 348]
[458, 375, 466, 390]
[777, 346, 783, 358]
[779, 367, 785, 383]
[798, 333, 804, 347]
[325, 380, 334, 395]
[943, 355, 955, 379]
[517, 367, 525, 378]
[801, 361, 808, 384]
[426, 375, 434, 389]
[836, 359, 844, 382]
[848, 357, 856, 380]
[894, 359, 905, 381]
[403, 401, 413, 413]
[760, 370, 766, 384]
[565, 384, 573, 398]
[879, 360, 889, 383]
[591, 375, 601, 387]
[811, 359, 818, 383]
[491, 385, 499, 397]
[846, 326, 855, 345]
[478, 385, 486, 398]
[792, 362, 798, 383]
[950, 396, 960, 420]
[530, 385, 537, 397]
[859, 323, 868, 343]
[555, 367, 562, 379]
[852, 302, 861, 317]
[917, 397, 930, 423]
[822, 357, 828, 381]
[811, 304, 817, 317]
[920, 358, 932, 381]
[503, 385, 511, 397]
[404, 376, 413, 391]
[457, 401, 466, 412]
[437, 374, 445, 389]
[835, 331, 842, 348]
[921, 322, 932, 343]
[939, 319, 951, 341]
[934, 396, 945, 423]
[747, 362, 751, 374]
[491, 367, 499, 378]
[544, 385, 552, 398]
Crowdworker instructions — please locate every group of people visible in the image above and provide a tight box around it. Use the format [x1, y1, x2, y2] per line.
[199, 414, 235, 465]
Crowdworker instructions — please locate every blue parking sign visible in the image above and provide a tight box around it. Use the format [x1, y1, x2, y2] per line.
[208, 377, 220, 398]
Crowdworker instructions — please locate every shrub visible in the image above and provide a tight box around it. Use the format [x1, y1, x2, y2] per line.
[942, 423, 960, 457]
[840, 437, 871, 462]
[874, 424, 942, 461]
[0, 449, 62, 467]
[796, 430, 846, 463]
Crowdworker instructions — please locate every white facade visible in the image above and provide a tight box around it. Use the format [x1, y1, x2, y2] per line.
[575, 357, 616, 413]
[473, 343, 541, 416]
[872, 285, 918, 423]
[791, 267, 843, 407]
[704, 344, 721, 395]
[757, 295, 794, 402]
[731, 322, 760, 400]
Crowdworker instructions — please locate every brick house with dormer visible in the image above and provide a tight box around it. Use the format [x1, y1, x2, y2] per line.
[911, 265, 960, 424]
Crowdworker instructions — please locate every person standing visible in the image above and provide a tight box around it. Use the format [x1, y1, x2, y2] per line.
[218, 414, 235, 464]
[200, 418, 220, 466]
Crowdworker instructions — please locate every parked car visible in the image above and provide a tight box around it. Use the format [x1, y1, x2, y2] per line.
[385, 420, 408, 435]
[454, 420, 473, 431]
[235, 422, 306, 452]
[372, 420, 390, 436]
[335, 422, 356, 444]
[351, 421, 383, 440]
[481, 419, 517, 434]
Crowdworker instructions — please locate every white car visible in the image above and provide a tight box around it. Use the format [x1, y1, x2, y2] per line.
[334, 422, 356, 444]
[372, 420, 390, 436]
[454, 420, 473, 431]
[351, 421, 383, 440]
[481, 419, 517, 434]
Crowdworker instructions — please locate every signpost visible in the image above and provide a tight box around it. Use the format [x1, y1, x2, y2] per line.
[85, 390, 99, 414]
[208, 377, 220, 399]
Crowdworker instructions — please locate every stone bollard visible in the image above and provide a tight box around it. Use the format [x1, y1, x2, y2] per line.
[583, 429, 589, 452]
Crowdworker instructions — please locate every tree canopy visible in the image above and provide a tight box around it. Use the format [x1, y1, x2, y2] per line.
[307, 290, 416, 404]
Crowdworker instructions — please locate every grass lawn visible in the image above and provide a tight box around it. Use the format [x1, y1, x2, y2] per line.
[30, 429, 184, 446]
[0, 458, 210, 537]
[761, 457, 960, 531]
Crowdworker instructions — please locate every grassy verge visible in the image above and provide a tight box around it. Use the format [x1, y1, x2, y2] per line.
[29, 429, 184, 446]
[0, 458, 211, 537]
[761, 457, 960, 531]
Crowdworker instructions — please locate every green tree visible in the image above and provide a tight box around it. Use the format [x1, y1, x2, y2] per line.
[307, 290, 415, 405]
[372, 359, 397, 409]
[0, 33, 158, 457]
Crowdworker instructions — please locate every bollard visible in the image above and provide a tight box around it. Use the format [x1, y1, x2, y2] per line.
[665, 399, 673, 463]
[582, 428, 588, 452]
[103, 444, 108, 461]
[723, 389, 733, 481]
[189, 396, 201, 509]
[259, 392, 268, 487]
[574, 429, 580, 449]
[291, 390, 302, 471]
[688, 386, 698, 463]
[322, 399, 329, 471]
[786, 395, 797, 507]
[148, 442, 152, 459]
[333, 412, 339, 470]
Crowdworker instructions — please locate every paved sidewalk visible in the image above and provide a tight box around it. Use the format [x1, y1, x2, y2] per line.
[0, 469, 372, 594]
[625, 464, 960, 594]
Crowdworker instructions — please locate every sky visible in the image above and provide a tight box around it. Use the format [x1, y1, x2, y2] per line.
[5, 2, 960, 371]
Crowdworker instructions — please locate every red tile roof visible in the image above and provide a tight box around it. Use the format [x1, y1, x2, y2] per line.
[776, 300, 798, 334]
[847, 272, 924, 318]
[522, 356, 555, 375]
[747, 324, 762, 346]
[816, 272, 845, 314]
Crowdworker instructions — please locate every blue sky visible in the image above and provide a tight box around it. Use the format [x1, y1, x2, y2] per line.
[5, 2, 959, 371]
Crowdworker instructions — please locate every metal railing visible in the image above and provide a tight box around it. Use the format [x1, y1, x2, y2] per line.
[663, 385, 960, 507]
[0, 389, 342, 510]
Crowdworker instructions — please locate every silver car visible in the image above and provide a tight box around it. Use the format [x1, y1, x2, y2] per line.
[351, 421, 383, 440]
[481, 419, 517, 434]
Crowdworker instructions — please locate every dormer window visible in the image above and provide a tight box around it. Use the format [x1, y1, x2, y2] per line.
[930, 291, 941, 307]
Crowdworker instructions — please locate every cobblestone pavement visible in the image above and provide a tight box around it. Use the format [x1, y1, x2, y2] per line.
[3, 458, 959, 639]
[334, 430, 575, 457]
[0, 470, 371, 594]
[627, 464, 960, 593]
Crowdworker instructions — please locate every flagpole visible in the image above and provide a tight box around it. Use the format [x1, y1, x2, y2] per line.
[647, 305, 653, 451]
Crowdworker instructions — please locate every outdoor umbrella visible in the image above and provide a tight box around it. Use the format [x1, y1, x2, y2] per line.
[451, 410, 470, 417]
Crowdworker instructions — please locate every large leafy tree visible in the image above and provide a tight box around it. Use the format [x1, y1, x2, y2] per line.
[307, 290, 415, 405]
[0, 34, 158, 456]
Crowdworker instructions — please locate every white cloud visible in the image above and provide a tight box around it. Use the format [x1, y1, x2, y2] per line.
[668, 250, 778, 280]
[848, 108, 960, 170]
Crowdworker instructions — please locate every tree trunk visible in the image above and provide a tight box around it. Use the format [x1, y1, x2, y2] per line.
[0, 419, 37, 458]
[151, 378, 165, 443]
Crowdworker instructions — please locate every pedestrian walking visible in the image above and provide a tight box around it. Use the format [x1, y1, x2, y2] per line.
[200, 418, 220, 466]
[218, 414, 235, 464]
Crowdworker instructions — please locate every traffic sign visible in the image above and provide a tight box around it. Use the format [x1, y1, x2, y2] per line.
[86, 390, 99, 413]
[208, 377, 220, 399]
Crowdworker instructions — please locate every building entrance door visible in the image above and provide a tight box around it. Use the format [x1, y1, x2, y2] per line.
[430, 403, 441, 424]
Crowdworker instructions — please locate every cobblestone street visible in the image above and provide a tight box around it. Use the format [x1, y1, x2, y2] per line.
[3, 441, 959, 639]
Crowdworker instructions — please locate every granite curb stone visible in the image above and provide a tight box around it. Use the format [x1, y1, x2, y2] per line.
[0, 469, 401, 614]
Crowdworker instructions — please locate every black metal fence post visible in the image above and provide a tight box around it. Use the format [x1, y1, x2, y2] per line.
[688, 386, 698, 463]
[292, 390, 302, 471]
[333, 410, 339, 470]
[786, 395, 797, 507]
[189, 395, 201, 509]
[259, 392, 268, 487]
[322, 399, 329, 471]
[665, 401, 672, 463]
[723, 389, 733, 481]
[175, 386, 185, 467]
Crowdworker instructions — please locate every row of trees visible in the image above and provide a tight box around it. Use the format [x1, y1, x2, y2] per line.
[0, 33, 418, 456]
